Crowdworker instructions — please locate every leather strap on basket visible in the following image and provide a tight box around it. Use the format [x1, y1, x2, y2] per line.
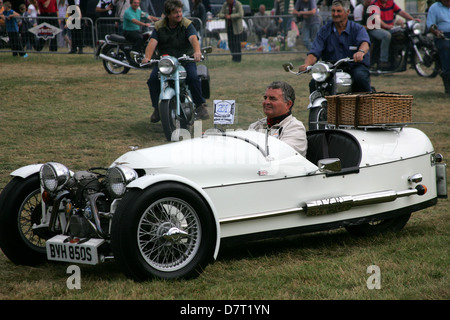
[354, 95, 361, 127]
[335, 96, 341, 126]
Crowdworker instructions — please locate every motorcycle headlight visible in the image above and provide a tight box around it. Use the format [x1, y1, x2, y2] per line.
[158, 57, 178, 75]
[410, 21, 422, 35]
[106, 165, 138, 198]
[311, 63, 330, 82]
[40, 162, 71, 192]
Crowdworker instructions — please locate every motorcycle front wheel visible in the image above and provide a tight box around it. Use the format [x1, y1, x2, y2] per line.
[159, 96, 192, 141]
[110, 182, 217, 281]
[308, 104, 329, 131]
[102, 45, 130, 75]
[0, 174, 48, 266]
[413, 46, 439, 78]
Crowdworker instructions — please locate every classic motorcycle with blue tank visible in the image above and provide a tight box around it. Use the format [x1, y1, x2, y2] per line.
[141, 47, 212, 141]
[0, 114, 446, 280]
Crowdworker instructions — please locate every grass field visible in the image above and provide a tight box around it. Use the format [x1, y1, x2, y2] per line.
[0, 52, 448, 301]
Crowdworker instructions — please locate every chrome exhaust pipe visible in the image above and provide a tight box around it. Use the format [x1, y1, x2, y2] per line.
[302, 185, 427, 216]
[220, 185, 427, 224]
[98, 53, 138, 69]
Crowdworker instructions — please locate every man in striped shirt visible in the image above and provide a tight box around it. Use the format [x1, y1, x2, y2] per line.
[369, 0, 419, 69]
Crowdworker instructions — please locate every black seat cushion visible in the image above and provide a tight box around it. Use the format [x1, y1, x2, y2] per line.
[306, 130, 362, 169]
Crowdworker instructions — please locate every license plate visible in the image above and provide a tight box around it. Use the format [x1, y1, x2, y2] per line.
[46, 235, 105, 265]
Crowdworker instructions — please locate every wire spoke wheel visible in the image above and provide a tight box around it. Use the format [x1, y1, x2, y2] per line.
[137, 197, 201, 272]
[18, 189, 46, 250]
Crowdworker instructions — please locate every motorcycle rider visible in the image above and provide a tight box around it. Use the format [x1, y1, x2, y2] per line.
[298, 0, 372, 93]
[368, 0, 420, 70]
[427, 0, 450, 94]
[142, 0, 209, 122]
[123, 0, 158, 53]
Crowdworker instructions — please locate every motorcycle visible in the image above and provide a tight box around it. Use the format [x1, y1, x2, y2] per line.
[143, 47, 212, 141]
[283, 58, 355, 131]
[370, 20, 440, 78]
[96, 31, 154, 75]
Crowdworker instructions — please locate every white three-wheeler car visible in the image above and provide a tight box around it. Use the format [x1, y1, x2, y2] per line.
[0, 127, 446, 280]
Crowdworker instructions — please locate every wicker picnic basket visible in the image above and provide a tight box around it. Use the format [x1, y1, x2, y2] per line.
[326, 93, 413, 126]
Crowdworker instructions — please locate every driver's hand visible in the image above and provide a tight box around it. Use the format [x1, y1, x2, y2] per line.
[142, 57, 150, 64]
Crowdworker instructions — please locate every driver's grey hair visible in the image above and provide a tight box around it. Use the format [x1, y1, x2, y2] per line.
[267, 81, 295, 109]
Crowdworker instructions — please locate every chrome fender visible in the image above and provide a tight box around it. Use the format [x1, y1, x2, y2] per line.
[126, 173, 221, 259]
[10, 164, 43, 178]
[307, 96, 327, 109]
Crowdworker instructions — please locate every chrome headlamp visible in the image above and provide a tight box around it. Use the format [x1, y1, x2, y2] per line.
[311, 63, 331, 82]
[158, 56, 178, 75]
[40, 162, 71, 192]
[408, 20, 422, 35]
[106, 165, 138, 198]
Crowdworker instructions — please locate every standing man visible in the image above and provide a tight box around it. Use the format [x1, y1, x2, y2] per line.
[249, 81, 307, 157]
[122, 0, 158, 52]
[38, 0, 59, 51]
[298, 0, 371, 93]
[369, 0, 420, 69]
[253, 4, 277, 42]
[142, 0, 209, 123]
[217, 0, 244, 62]
[426, 0, 450, 94]
[293, 0, 321, 51]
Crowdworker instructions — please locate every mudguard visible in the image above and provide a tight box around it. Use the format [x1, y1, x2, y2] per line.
[160, 87, 176, 101]
[10, 164, 43, 179]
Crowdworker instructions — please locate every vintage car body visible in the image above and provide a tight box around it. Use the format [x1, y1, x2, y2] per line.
[0, 127, 446, 280]
[113, 128, 439, 237]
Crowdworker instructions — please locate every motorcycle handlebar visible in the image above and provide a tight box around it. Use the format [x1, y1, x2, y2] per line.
[139, 55, 205, 67]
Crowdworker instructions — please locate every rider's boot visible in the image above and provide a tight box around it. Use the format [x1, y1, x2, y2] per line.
[195, 103, 210, 120]
[150, 108, 160, 123]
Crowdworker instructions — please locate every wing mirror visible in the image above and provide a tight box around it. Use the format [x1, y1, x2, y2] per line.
[318, 158, 342, 173]
[202, 46, 213, 54]
[282, 63, 294, 72]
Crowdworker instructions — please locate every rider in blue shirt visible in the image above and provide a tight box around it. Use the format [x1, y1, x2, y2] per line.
[426, 0, 450, 94]
[298, 0, 371, 93]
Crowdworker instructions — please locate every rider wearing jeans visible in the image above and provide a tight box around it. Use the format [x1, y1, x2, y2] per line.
[122, 0, 158, 52]
[368, 0, 419, 70]
[426, 0, 450, 94]
[299, 0, 372, 93]
[142, 0, 209, 122]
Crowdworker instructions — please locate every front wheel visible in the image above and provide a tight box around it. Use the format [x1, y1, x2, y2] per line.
[345, 213, 411, 236]
[308, 104, 328, 131]
[0, 175, 48, 266]
[111, 183, 217, 281]
[413, 46, 439, 78]
[159, 95, 192, 141]
[102, 44, 130, 75]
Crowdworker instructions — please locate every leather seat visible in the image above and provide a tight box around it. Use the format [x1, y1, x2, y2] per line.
[306, 130, 362, 169]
